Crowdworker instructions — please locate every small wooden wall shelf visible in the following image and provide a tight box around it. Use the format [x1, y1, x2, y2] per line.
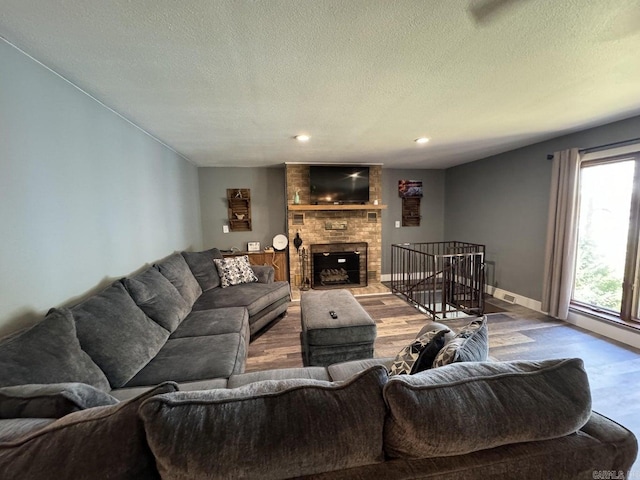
[288, 204, 386, 211]
[227, 188, 252, 231]
[402, 197, 421, 227]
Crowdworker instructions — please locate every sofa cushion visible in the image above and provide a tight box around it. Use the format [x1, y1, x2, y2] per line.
[0, 308, 110, 392]
[71, 281, 170, 388]
[122, 267, 190, 332]
[124, 331, 248, 387]
[139, 366, 388, 479]
[170, 307, 248, 338]
[388, 329, 449, 376]
[214, 255, 258, 288]
[328, 357, 394, 382]
[228, 366, 331, 388]
[155, 253, 202, 306]
[383, 358, 592, 459]
[192, 280, 291, 318]
[432, 315, 488, 367]
[0, 382, 177, 480]
[251, 265, 274, 283]
[0, 383, 118, 419]
[110, 378, 227, 402]
[181, 248, 223, 291]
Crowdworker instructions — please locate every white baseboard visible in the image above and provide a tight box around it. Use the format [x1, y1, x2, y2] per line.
[381, 275, 543, 310]
[565, 310, 640, 350]
[485, 285, 542, 312]
[487, 287, 640, 350]
[385, 277, 640, 349]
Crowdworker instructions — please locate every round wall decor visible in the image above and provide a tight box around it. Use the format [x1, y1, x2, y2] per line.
[272, 234, 288, 251]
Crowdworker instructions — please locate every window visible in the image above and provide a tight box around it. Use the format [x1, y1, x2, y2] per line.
[571, 147, 640, 323]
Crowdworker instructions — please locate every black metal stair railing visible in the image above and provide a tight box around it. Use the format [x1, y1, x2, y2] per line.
[390, 241, 486, 319]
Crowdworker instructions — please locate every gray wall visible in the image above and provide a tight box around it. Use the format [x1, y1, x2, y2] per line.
[199, 166, 444, 272]
[381, 169, 445, 273]
[445, 114, 640, 301]
[199, 166, 287, 251]
[0, 40, 202, 336]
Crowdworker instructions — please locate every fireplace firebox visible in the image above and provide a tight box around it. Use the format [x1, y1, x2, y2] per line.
[310, 242, 368, 289]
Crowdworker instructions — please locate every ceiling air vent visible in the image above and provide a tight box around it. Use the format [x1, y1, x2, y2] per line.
[502, 293, 517, 304]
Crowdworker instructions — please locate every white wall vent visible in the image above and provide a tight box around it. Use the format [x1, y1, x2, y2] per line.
[502, 293, 517, 304]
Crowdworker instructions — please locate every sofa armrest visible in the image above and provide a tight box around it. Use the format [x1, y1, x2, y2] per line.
[251, 265, 274, 283]
[580, 411, 638, 474]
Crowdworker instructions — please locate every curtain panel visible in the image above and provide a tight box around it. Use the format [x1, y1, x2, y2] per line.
[541, 148, 581, 320]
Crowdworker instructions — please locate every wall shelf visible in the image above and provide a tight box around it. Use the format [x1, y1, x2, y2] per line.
[227, 188, 252, 231]
[401, 197, 421, 227]
[288, 204, 386, 211]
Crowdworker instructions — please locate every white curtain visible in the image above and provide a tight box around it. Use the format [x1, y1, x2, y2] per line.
[541, 148, 581, 320]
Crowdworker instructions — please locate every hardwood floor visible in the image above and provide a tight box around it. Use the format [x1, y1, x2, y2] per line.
[247, 291, 640, 473]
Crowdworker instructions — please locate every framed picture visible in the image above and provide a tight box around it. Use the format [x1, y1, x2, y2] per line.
[247, 241, 261, 252]
[398, 180, 423, 198]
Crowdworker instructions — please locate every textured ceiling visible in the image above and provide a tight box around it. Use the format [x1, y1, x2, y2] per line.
[1, 0, 640, 168]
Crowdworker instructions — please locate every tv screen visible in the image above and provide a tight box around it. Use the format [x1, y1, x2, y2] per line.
[309, 166, 370, 204]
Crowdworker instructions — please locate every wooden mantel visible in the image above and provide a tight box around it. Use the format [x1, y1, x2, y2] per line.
[288, 204, 387, 211]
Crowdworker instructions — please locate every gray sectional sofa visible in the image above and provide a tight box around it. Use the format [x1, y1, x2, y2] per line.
[0, 249, 637, 479]
[0, 247, 291, 398]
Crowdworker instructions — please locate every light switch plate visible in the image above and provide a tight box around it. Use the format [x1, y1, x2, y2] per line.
[395, 221, 400, 228]
[223, 225, 229, 233]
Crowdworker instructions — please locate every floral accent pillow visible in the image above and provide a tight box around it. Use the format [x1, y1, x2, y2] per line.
[213, 256, 258, 288]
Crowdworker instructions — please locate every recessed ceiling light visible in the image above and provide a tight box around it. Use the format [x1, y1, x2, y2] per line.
[415, 137, 430, 144]
[295, 134, 310, 142]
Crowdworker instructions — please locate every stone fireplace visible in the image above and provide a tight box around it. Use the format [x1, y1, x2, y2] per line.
[285, 164, 384, 296]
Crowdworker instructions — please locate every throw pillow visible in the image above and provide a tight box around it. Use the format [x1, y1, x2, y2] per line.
[388, 329, 449, 376]
[140, 366, 388, 479]
[122, 267, 190, 332]
[0, 383, 118, 419]
[383, 358, 592, 458]
[432, 315, 488, 367]
[213, 255, 258, 288]
[415, 321, 456, 344]
[0, 308, 110, 392]
[0, 382, 178, 480]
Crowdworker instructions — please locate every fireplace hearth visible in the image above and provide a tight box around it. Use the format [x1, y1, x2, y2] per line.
[311, 242, 368, 289]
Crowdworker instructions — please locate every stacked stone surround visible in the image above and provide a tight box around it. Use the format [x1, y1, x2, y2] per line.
[285, 164, 383, 292]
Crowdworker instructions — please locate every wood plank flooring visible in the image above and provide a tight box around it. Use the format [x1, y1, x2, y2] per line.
[247, 292, 640, 474]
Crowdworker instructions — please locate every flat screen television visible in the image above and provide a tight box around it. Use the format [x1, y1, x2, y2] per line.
[309, 165, 370, 205]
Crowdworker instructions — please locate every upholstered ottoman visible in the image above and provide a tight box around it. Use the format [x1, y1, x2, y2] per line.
[300, 289, 377, 367]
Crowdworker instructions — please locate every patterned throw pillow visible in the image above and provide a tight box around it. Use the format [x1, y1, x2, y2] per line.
[432, 316, 488, 367]
[388, 329, 449, 376]
[213, 256, 258, 288]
